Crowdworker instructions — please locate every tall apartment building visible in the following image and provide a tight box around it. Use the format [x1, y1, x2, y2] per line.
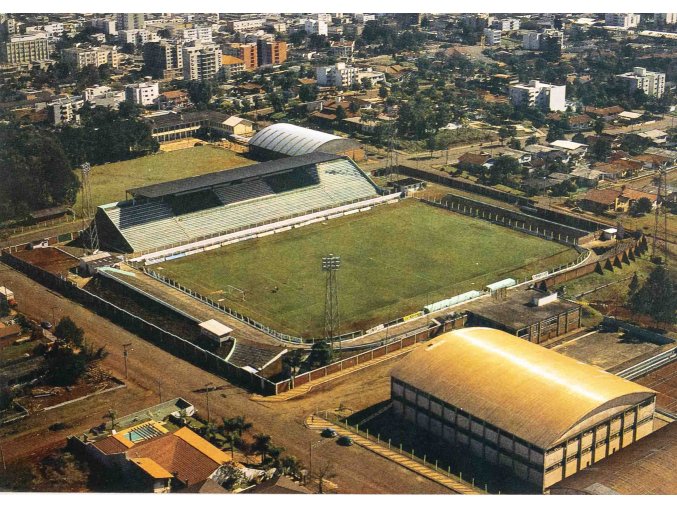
[354, 13, 376, 24]
[125, 80, 159, 106]
[523, 29, 564, 50]
[616, 67, 665, 98]
[509, 80, 566, 112]
[117, 13, 145, 31]
[226, 19, 265, 32]
[257, 39, 287, 66]
[656, 13, 677, 25]
[224, 43, 257, 70]
[182, 41, 222, 81]
[220, 55, 245, 80]
[118, 29, 158, 46]
[0, 15, 18, 41]
[0, 33, 50, 64]
[180, 26, 213, 43]
[143, 40, 183, 79]
[90, 18, 117, 36]
[483, 28, 502, 46]
[305, 19, 328, 36]
[61, 45, 119, 70]
[492, 18, 520, 31]
[316, 62, 358, 87]
[604, 13, 641, 28]
[47, 96, 84, 126]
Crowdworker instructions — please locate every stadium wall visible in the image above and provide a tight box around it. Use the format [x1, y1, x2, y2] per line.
[420, 196, 594, 245]
[0, 249, 279, 395]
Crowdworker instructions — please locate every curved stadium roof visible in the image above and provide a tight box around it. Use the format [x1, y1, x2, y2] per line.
[249, 123, 359, 157]
[391, 328, 655, 449]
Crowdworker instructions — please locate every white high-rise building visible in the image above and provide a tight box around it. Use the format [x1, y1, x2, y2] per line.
[492, 18, 520, 31]
[83, 85, 125, 108]
[305, 19, 328, 36]
[61, 45, 119, 70]
[125, 80, 159, 106]
[523, 29, 564, 50]
[656, 13, 677, 24]
[182, 41, 222, 81]
[316, 62, 358, 87]
[90, 18, 117, 35]
[616, 67, 666, 98]
[483, 28, 502, 45]
[180, 26, 213, 42]
[0, 32, 49, 64]
[604, 13, 640, 28]
[509, 80, 566, 112]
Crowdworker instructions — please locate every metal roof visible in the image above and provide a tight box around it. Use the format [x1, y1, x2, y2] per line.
[391, 328, 655, 449]
[249, 123, 359, 157]
[126, 152, 342, 199]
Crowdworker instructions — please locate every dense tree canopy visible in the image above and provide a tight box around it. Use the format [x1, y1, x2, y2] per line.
[630, 266, 676, 324]
[0, 125, 79, 222]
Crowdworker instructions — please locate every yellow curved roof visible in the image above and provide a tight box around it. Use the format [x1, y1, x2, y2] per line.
[391, 328, 655, 449]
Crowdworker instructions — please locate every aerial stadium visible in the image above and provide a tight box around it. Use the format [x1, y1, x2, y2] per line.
[89, 124, 581, 339]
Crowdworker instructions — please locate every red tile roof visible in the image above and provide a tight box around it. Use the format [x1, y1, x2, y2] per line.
[93, 435, 131, 455]
[582, 188, 621, 205]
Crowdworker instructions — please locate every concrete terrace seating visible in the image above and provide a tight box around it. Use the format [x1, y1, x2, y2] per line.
[100, 159, 380, 253]
[213, 180, 274, 205]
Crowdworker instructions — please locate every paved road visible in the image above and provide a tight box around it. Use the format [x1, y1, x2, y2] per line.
[0, 262, 450, 494]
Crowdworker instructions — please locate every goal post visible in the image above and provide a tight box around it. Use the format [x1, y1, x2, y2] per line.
[224, 285, 246, 301]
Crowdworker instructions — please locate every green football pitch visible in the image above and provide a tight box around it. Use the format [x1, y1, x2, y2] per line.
[157, 200, 579, 338]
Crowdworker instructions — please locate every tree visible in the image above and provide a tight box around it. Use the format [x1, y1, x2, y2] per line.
[45, 344, 88, 386]
[334, 105, 347, 123]
[594, 117, 605, 135]
[632, 197, 653, 215]
[186, 80, 213, 108]
[299, 84, 318, 102]
[54, 316, 85, 348]
[590, 138, 611, 162]
[525, 135, 539, 146]
[487, 155, 521, 185]
[0, 298, 9, 318]
[253, 433, 272, 463]
[378, 84, 388, 99]
[0, 125, 79, 223]
[309, 340, 333, 367]
[105, 409, 118, 430]
[498, 125, 517, 145]
[315, 460, 336, 493]
[629, 265, 677, 324]
[283, 350, 304, 387]
[361, 77, 373, 90]
[281, 455, 302, 479]
[546, 124, 565, 142]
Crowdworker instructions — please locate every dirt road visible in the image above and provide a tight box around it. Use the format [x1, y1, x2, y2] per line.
[0, 262, 449, 494]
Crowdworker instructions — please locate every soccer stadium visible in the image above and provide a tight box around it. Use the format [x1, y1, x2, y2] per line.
[91, 145, 580, 340]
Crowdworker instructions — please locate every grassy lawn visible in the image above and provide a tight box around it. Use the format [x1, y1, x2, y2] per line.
[73, 146, 253, 215]
[158, 200, 578, 338]
[0, 340, 35, 365]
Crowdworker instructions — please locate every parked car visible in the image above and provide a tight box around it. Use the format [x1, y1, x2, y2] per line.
[337, 435, 353, 446]
[40, 321, 53, 330]
[321, 428, 338, 438]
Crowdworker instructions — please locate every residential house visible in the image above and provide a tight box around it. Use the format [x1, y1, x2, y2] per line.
[579, 188, 622, 214]
[584, 105, 624, 121]
[458, 152, 491, 168]
[594, 158, 644, 181]
[157, 90, 190, 110]
[549, 140, 588, 159]
[222, 116, 253, 137]
[619, 188, 659, 211]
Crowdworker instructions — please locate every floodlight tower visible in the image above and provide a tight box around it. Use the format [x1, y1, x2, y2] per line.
[81, 162, 99, 254]
[322, 254, 341, 351]
[651, 168, 669, 267]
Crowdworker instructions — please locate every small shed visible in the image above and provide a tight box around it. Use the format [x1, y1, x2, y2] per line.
[199, 319, 233, 345]
[602, 228, 617, 240]
[79, 252, 118, 276]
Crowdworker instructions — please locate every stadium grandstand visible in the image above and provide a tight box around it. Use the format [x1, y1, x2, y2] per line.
[248, 123, 365, 161]
[93, 152, 385, 254]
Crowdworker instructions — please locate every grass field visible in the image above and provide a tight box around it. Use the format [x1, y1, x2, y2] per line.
[73, 146, 252, 215]
[157, 200, 579, 338]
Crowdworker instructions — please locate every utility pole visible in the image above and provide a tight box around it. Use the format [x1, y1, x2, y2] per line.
[205, 382, 214, 424]
[157, 380, 163, 403]
[122, 343, 132, 379]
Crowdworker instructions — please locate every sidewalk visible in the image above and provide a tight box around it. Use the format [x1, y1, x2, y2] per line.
[305, 415, 484, 495]
[252, 343, 420, 402]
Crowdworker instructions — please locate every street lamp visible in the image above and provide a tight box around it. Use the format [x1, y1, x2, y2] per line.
[122, 343, 133, 379]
